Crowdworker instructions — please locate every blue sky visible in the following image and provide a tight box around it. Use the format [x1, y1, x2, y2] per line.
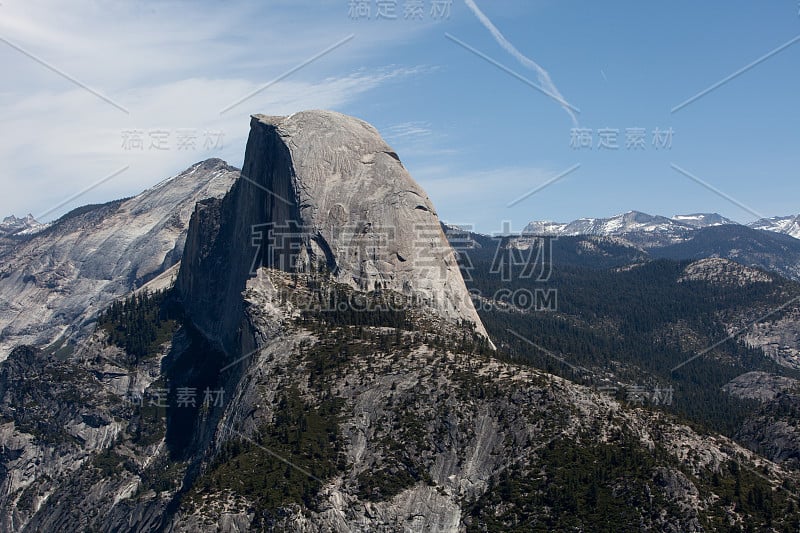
[1, 0, 798, 232]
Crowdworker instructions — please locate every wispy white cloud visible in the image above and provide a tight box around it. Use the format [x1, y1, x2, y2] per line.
[379, 120, 460, 163]
[1, 70, 421, 221]
[384, 121, 434, 140]
[0, 0, 432, 221]
[463, 0, 578, 126]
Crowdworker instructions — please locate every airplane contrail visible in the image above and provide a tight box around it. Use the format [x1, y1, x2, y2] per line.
[463, 0, 578, 126]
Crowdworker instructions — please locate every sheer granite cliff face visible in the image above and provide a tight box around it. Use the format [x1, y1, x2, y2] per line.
[177, 111, 488, 354]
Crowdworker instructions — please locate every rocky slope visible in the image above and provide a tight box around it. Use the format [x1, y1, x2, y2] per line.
[678, 258, 774, 287]
[0, 159, 238, 360]
[724, 372, 800, 470]
[723, 371, 798, 402]
[2, 269, 798, 531]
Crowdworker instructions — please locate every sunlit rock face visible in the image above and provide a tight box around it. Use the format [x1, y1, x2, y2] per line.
[0, 159, 238, 360]
[177, 110, 488, 354]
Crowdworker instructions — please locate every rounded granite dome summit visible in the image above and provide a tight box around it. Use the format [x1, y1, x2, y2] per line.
[178, 109, 490, 351]
[252, 110, 487, 337]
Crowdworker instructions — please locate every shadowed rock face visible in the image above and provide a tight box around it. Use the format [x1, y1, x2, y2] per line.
[177, 110, 488, 353]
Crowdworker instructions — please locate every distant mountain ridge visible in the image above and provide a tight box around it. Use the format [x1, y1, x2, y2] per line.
[524, 211, 734, 235]
[0, 158, 239, 359]
[0, 213, 43, 236]
[750, 214, 800, 240]
[524, 210, 800, 244]
[445, 217, 800, 282]
[650, 224, 800, 281]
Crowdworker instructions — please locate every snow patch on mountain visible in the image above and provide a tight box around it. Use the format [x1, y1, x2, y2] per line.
[523, 211, 734, 248]
[524, 211, 735, 238]
[672, 213, 735, 228]
[525, 211, 800, 246]
[749, 215, 800, 240]
[0, 214, 44, 236]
